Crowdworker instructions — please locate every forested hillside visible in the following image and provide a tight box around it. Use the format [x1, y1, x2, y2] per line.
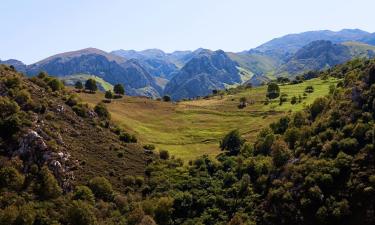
[0, 58, 374, 224]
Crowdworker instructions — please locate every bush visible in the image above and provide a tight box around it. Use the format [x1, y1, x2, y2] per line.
[36, 166, 62, 199]
[72, 104, 89, 117]
[105, 90, 113, 99]
[123, 175, 135, 186]
[88, 177, 114, 201]
[73, 186, 95, 204]
[271, 139, 291, 167]
[310, 97, 328, 119]
[75, 81, 83, 90]
[279, 93, 288, 105]
[162, 95, 171, 102]
[266, 83, 280, 99]
[119, 132, 137, 143]
[0, 167, 24, 191]
[220, 130, 244, 155]
[291, 96, 298, 105]
[159, 150, 170, 160]
[94, 103, 110, 119]
[143, 144, 155, 150]
[47, 78, 64, 92]
[113, 84, 125, 95]
[66, 94, 80, 106]
[67, 201, 97, 225]
[305, 85, 314, 93]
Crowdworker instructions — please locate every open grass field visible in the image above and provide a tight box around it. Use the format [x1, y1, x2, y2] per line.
[77, 77, 339, 161]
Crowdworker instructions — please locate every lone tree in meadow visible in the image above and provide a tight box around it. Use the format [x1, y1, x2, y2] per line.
[163, 95, 171, 102]
[220, 130, 244, 155]
[266, 82, 280, 99]
[113, 84, 125, 96]
[75, 81, 83, 90]
[85, 79, 97, 93]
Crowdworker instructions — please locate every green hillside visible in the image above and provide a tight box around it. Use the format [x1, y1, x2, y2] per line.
[78, 77, 339, 160]
[61, 74, 114, 91]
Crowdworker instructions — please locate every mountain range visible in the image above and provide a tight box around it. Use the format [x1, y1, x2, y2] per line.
[2, 28, 375, 100]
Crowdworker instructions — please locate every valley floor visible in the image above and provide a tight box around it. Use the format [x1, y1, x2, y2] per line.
[78, 77, 339, 161]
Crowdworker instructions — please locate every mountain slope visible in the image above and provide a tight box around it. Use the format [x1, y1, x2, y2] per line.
[164, 49, 242, 100]
[255, 29, 370, 57]
[27, 48, 163, 98]
[0, 59, 26, 73]
[275, 40, 364, 76]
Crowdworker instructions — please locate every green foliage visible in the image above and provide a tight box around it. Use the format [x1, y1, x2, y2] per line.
[88, 177, 113, 201]
[159, 150, 170, 160]
[67, 200, 97, 225]
[162, 95, 171, 102]
[75, 81, 83, 90]
[47, 78, 64, 92]
[85, 79, 98, 93]
[119, 132, 137, 143]
[105, 90, 114, 99]
[310, 97, 328, 119]
[270, 116, 290, 134]
[0, 167, 24, 191]
[36, 166, 62, 199]
[72, 103, 89, 117]
[266, 82, 280, 99]
[219, 130, 244, 155]
[94, 103, 111, 119]
[73, 186, 95, 204]
[113, 84, 125, 95]
[271, 139, 291, 167]
[305, 85, 314, 93]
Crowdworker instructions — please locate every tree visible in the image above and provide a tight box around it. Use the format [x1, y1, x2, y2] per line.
[305, 85, 314, 93]
[75, 81, 83, 90]
[113, 84, 125, 96]
[159, 150, 170, 160]
[271, 139, 291, 167]
[73, 186, 95, 204]
[279, 93, 288, 105]
[154, 197, 174, 225]
[0, 167, 24, 191]
[310, 97, 328, 119]
[220, 130, 244, 155]
[88, 177, 114, 201]
[105, 90, 113, 99]
[47, 78, 64, 92]
[163, 95, 171, 102]
[85, 79, 97, 93]
[266, 83, 280, 99]
[291, 96, 298, 105]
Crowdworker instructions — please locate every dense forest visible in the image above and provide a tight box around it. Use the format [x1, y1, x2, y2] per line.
[0, 58, 374, 225]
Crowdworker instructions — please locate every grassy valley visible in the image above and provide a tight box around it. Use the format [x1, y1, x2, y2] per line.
[77, 77, 339, 160]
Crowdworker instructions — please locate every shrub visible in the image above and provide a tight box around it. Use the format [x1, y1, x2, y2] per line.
[0, 167, 24, 191]
[73, 186, 95, 204]
[119, 132, 137, 143]
[143, 144, 155, 150]
[113, 84, 125, 95]
[72, 104, 88, 117]
[75, 81, 83, 90]
[220, 130, 244, 155]
[105, 90, 113, 99]
[305, 85, 314, 93]
[266, 83, 280, 99]
[47, 78, 64, 92]
[123, 175, 135, 186]
[88, 177, 114, 201]
[271, 139, 291, 167]
[66, 94, 80, 106]
[279, 93, 288, 105]
[270, 116, 290, 134]
[162, 95, 171, 102]
[67, 201, 97, 225]
[36, 166, 62, 199]
[291, 96, 298, 105]
[310, 97, 328, 119]
[159, 150, 170, 160]
[154, 197, 174, 225]
[94, 103, 110, 119]
[14, 90, 32, 106]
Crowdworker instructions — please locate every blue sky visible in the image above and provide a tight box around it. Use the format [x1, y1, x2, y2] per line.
[1, 0, 374, 64]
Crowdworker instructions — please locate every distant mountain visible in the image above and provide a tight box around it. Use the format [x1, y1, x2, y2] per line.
[27, 48, 162, 98]
[111, 49, 195, 79]
[275, 40, 358, 76]
[164, 49, 241, 100]
[254, 29, 370, 60]
[0, 59, 26, 73]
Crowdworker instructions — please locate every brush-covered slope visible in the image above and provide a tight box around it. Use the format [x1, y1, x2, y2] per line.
[27, 48, 163, 98]
[0, 65, 148, 191]
[164, 49, 242, 100]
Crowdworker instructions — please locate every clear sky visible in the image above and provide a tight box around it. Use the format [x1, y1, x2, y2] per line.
[1, 0, 374, 64]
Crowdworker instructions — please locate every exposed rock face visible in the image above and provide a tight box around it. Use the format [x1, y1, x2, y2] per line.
[14, 129, 76, 192]
[164, 49, 241, 100]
